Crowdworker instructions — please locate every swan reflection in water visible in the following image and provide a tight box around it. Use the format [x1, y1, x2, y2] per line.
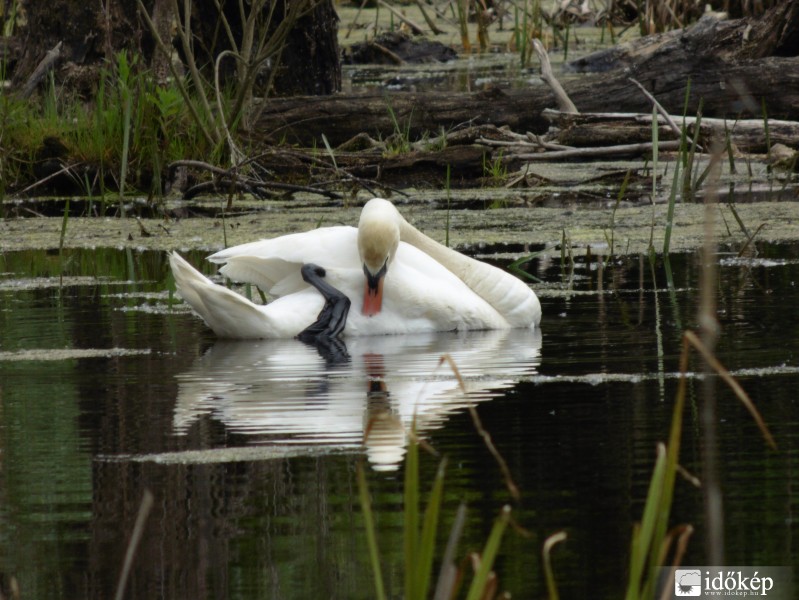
[173, 328, 542, 470]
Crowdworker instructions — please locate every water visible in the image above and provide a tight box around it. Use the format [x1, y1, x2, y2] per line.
[1, 246, 798, 599]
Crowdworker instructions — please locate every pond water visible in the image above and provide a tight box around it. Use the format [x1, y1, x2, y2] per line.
[0, 244, 798, 599]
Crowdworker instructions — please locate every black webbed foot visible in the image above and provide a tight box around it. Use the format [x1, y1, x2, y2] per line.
[297, 264, 351, 346]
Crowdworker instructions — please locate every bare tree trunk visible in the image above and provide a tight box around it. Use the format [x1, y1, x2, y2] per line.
[186, 0, 340, 97]
[10, 0, 339, 98]
[271, 0, 340, 96]
[11, 0, 148, 90]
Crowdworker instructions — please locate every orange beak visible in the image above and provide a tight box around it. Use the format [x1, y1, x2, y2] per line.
[362, 276, 384, 316]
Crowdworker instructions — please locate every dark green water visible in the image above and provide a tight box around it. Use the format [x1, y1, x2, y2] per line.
[0, 245, 797, 599]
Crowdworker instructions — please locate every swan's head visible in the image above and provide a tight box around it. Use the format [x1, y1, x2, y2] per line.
[358, 199, 401, 316]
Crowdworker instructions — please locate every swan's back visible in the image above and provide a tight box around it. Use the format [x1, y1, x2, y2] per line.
[208, 226, 359, 297]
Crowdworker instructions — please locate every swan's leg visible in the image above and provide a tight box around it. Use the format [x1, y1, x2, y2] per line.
[297, 264, 351, 342]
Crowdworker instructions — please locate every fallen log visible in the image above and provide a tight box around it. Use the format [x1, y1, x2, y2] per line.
[256, 144, 490, 188]
[542, 110, 799, 153]
[569, 2, 799, 73]
[252, 1, 799, 147]
[564, 1, 799, 121]
[249, 87, 550, 147]
[251, 57, 799, 147]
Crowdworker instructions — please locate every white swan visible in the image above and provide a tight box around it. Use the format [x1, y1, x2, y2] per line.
[169, 198, 541, 338]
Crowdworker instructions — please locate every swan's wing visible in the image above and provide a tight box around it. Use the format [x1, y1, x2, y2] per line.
[170, 252, 325, 338]
[208, 226, 360, 297]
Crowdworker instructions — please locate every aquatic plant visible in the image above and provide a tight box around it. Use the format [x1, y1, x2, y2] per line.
[604, 169, 631, 259]
[513, 0, 543, 68]
[627, 146, 776, 597]
[483, 150, 508, 184]
[358, 354, 523, 599]
[636, 0, 779, 34]
[385, 103, 413, 156]
[358, 429, 513, 600]
[455, 0, 471, 53]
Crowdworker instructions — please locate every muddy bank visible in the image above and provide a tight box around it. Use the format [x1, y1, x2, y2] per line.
[2, 195, 797, 258]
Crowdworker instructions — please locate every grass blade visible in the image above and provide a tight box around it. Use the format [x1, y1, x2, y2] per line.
[404, 432, 420, 598]
[543, 531, 567, 600]
[662, 150, 682, 255]
[357, 462, 387, 600]
[684, 330, 777, 450]
[625, 443, 667, 600]
[433, 503, 467, 600]
[465, 505, 511, 600]
[416, 457, 448, 598]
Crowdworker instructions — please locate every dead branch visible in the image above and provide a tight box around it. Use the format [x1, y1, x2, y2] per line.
[629, 77, 702, 150]
[368, 42, 405, 65]
[170, 159, 343, 200]
[513, 140, 681, 161]
[377, 0, 425, 35]
[542, 109, 799, 153]
[532, 39, 577, 114]
[21, 42, 62, 98]
[413, 0, 447, 35]
[18, 160, 80, 195]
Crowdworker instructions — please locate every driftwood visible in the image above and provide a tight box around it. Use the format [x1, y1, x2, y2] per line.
[255, 144, 490, 188]
[246, 106, 799, 191]
[542, 110, 799, 154]
[170, 159, 344, 200]
[563, 1, 799, 120]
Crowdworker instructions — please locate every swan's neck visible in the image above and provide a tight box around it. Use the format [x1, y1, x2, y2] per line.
[397, 218, 473, 281]
[397, 214, 540, 327]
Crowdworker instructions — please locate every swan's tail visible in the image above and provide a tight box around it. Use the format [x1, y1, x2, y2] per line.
[169, 252, 273, 339]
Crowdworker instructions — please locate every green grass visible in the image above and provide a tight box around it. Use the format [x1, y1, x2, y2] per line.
[483, 151, 508, 184]
[358, 433, 513, 600]
[385, 103, 413, 156]
[0, 53, 217, 199]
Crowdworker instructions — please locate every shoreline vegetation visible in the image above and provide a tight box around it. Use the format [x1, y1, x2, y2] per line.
[1, 1, 797, 206]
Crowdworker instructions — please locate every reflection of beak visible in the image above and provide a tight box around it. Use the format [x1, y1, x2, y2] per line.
[362, 262, 387, 316]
